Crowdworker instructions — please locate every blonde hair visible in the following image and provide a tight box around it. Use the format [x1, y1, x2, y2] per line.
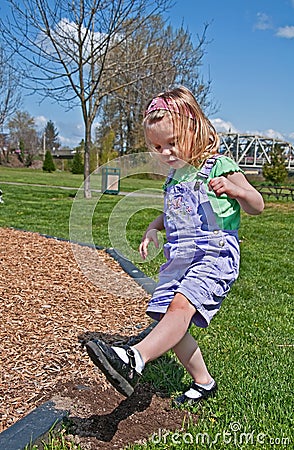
[143, 86, 219, 166]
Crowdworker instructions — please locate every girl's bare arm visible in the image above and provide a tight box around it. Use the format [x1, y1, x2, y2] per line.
[139, 213, 165, 260]
[209, 172, 264, 215]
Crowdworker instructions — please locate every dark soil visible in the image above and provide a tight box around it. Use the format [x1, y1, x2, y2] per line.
[50, 380, 197, 449]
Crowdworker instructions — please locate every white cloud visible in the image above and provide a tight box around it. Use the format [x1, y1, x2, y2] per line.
[275, 25, 294, 38]
[254, 12, 273, 31]
[262, 129, 285, 140]
[286, 132, 294, 144]
[44, 18, 107, 63]
[33, 113, 83, 148]
[213, 119, 293, 144]
[34, 115, 48, 131]
[241, 128, 289, 142]
[211, 118, 238, 134]
[58, 120, 100, 148]
[59, 134, 79, 147]
[56, 120, 84, 148]
[253, 12, 294, 39]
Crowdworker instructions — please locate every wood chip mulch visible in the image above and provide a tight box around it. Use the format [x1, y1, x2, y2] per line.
[0, 227, 151, 433]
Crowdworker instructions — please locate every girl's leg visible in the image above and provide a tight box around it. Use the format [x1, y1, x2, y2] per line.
[172, 333, 217, 405]
[134, 293, 195, 363]
[133, 294, 216, 404]
[85, 292, 216, 400]
[172, 332, 213, 385]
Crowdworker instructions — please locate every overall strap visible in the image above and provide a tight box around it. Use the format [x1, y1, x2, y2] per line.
[197, 154, 222, 180]
[163, 168, 176, 192]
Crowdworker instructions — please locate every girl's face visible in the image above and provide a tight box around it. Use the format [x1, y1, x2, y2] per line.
[145, 114, 190, 169]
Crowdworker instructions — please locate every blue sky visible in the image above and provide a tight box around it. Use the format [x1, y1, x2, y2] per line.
[2, 0, 294, 147]
[169, 0, 294, 145]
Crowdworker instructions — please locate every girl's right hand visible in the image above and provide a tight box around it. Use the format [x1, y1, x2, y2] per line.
[139, 229, 159, 260]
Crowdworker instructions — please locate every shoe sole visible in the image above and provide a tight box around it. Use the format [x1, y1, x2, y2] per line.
[85, 341, 134, 397]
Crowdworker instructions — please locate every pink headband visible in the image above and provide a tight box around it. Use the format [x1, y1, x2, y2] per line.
[145, 96, 194, 119]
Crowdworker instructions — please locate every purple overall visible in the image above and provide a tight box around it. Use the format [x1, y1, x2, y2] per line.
[146, 156, 240, 328]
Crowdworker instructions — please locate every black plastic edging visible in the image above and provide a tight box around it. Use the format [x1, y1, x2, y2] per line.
[0, 401, 69, 450]
[106, 247, 157, 295]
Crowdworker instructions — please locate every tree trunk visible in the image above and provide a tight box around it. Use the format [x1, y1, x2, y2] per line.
[84, 122, 92, 199]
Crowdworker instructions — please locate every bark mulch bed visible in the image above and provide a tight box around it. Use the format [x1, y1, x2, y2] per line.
[0, 228, 196, 449]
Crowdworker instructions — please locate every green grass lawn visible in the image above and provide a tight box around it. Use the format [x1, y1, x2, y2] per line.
[1, 167, 293, 449]
[0, 165, 164, 191]
[0, 166, 84, 187]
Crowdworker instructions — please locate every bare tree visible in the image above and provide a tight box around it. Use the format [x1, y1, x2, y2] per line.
[96, 17, 215, 154]
[0, 46, 22, 164]
[0, 44, 22, 129]
[0, 0, 172, 197]
[8, 110, 39, 166]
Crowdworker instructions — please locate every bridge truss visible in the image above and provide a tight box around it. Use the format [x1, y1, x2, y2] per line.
[218, 133, 294, 172]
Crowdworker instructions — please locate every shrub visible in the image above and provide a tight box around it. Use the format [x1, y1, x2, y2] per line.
[42, 150, 56, 172]
[262, 144, 288, 185]
[71, 150, 84, 174]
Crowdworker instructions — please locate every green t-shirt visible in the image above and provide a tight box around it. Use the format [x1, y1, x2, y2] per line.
[165, 156, 243, 230]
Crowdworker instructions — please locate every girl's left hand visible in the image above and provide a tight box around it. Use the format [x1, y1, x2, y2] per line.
[208, 176, 241, 198]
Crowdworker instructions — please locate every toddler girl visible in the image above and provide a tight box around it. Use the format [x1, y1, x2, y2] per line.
[86, 86, 264, 406]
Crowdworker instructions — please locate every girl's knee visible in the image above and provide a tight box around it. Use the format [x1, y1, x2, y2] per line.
[168, 293, 195, 314]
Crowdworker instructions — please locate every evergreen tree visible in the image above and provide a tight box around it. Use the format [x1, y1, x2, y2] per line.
[262, 144, 288, 185]
[72, 149, 84, 174]
[42, 150, 56, 172]
[44, 120, 60, 152]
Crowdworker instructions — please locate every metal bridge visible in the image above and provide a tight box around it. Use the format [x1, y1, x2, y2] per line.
[218, 133, 294, 173]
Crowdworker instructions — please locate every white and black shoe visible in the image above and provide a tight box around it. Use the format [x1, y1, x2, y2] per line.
[85, 339, 141, 397]
[173, 380, 218, 407]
